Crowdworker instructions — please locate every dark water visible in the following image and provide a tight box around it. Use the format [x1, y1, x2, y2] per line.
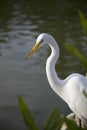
[0, 0, 87, 129]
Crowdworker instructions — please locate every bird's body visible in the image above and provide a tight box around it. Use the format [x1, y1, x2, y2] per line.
[26, 33, 87, 121]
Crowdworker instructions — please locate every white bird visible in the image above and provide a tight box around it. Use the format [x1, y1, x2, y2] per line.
[26, 33, 87, 121]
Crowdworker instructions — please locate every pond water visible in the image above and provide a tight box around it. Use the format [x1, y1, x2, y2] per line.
[0, 0, 87, 129]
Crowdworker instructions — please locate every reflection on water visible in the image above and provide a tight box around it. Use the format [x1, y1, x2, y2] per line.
[0, 0, 87, 129]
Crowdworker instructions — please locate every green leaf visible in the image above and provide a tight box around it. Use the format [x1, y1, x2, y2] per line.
[44, 108, 64, 130]
[78, 10, 87, 36]
[61, 116, 83, 130]
[55, 115, 66, 130]
[18, 96, 38, 130]
[65, 43, 87, 68]
[44, 108, 58, 130]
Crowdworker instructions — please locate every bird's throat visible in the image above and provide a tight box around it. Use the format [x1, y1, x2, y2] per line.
[46, 43, 63, 96]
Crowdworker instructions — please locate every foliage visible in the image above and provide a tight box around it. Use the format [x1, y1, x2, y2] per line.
[61, 116, 83, 130]
[18, 97, 83, 130]
[18, 96, 38, 130]
[65, 11, 87, 69]
[78, 10, 87, 36]
[43, 108, 63, 130]
[65, 43, 87, 68]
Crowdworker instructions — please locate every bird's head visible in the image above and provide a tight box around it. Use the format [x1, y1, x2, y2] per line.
[26, 33, 49, 60]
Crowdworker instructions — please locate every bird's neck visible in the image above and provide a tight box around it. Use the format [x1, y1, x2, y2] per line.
[46, 41, 63, 96]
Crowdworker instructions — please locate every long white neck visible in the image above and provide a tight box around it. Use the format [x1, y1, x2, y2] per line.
[46, 39, 64, 97]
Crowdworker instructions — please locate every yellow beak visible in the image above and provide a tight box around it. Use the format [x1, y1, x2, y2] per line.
[26, 43, 39, 60]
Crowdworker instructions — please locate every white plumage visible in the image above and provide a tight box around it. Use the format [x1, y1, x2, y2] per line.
[26, 33, 87, 121]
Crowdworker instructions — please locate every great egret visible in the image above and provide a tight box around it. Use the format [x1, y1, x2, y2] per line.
[26, 33, 87, 122]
